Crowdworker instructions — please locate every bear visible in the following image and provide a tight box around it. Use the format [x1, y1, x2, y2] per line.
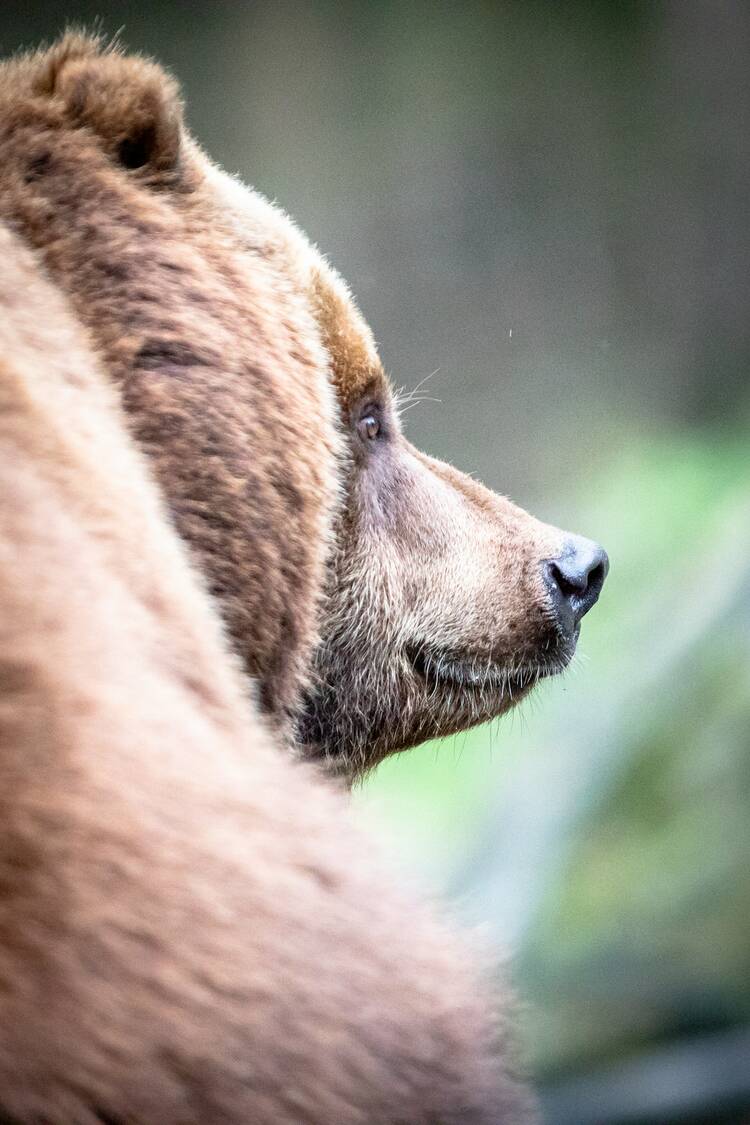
[0, 33, 607, 782]
[0, 31, 608, 1122]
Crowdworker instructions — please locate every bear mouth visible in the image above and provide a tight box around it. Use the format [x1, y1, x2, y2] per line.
[406, 643, 572, 698]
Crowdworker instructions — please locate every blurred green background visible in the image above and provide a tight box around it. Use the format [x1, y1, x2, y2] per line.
[4, 3, 748, 1121]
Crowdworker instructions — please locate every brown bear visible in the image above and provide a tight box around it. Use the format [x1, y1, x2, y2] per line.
[0, 32, 607, 1123]
[0, 34, 606, 782]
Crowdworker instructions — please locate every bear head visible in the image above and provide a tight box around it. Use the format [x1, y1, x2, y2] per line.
[0, 34, 607, 780]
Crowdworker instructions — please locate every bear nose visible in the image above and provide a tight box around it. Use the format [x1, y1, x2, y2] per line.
[544, 535, 609, 635]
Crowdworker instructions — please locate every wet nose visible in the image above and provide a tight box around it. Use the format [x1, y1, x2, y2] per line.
[544, 534, 609, 634]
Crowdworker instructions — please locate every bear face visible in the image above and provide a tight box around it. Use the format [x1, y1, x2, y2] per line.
[0, 34, 607, 784]
[293, 316, 607, 773]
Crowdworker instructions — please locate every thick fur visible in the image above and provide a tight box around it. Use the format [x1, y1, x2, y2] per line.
[0, 34, 340, 730]
[0, 224, 534, 1122]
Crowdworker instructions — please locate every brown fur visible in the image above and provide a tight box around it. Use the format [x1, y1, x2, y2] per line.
[0, 33, 340, 731]
[0, 223, 534, 1122]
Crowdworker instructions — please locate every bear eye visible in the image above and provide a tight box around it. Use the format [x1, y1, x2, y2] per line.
[357, 412, 381, 442]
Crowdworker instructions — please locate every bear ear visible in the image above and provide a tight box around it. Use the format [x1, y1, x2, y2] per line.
[41, 36, 183, 174]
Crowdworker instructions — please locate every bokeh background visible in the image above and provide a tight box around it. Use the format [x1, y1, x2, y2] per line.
[4, 3, 749, 1122]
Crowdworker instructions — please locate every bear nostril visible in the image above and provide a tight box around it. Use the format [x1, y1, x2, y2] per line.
[549, 562, 584, 601]
[544, 536, 609, 635]
[585, 559, 607, 603]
